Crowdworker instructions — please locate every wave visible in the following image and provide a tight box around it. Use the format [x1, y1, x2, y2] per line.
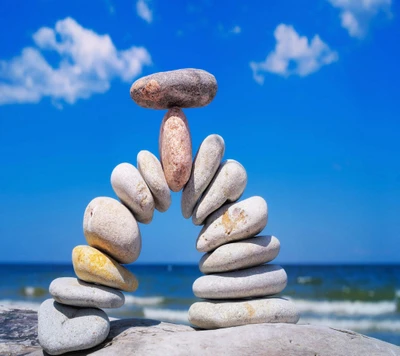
[143, 308, 188, 323]
[0, 299, 41, 311]
[296, 276, 322, 285]
[125, 295, 165, 306]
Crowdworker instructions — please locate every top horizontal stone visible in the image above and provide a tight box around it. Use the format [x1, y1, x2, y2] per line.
[130, 69, 217, 109]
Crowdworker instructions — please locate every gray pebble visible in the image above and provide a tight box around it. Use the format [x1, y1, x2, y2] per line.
[193, 264, 287, 299]
[49, 277, 125, 309]
[38, 299, 110, 355]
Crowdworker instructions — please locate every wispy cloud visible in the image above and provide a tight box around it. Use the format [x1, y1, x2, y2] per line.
[136, 0, 153, 23]
[231, 25, 242, 34]
[250, 24, 338, 84]
[328, 0, 392, 38]
[0, 17, 151, 106]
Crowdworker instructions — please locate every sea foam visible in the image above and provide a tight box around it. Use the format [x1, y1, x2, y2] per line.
[143, 308, 188, 322]
[124, 295, 165, 306]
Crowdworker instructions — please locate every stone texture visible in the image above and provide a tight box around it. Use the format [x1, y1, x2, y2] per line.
[159, 107, 192, 192]
[193, 264, 287, 299]
[192, 159, 247, 225]
[181, 134, 225, 219]
[38, 299, 110, 355]
[72, 245, 138, 292]
[83, 197, 141, 264]
[188, 297, 299, 329]
[196, 196, 268, 252]
[130, 68, 217, 109]
[137, 150, 171, 212]
[111, 163, 155, 224]
[199, 235, 280, 274]
[49, 277, 125, 309]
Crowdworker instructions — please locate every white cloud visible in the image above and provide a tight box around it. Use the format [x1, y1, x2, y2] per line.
[136, 0, 153, 23]
[0, 17, 151, 106]
[328, 0, 392, 38]
[250, 24, 338, 84]
[231, 26, 242, 34]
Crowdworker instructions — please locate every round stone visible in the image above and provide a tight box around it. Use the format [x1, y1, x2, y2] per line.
[111, 162, 155, 224]
[72, 245, 138, 292]
[188, 297, 299, 329]
[137, 150, 171, 212]
[196, 196, 268, 252]
[38, 298, 110, 355]
[130, 68, 217, 109]
[49, 277, 125, 309]
[199, 235, 280, 274]
[192, 159, 247, 225]
[193, 264, 287, 299]
[159, 107, 192, 192]
[83, 197, 141, 264]
[181, 134, 225, 219]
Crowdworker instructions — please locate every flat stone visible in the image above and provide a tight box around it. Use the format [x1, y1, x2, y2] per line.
[111, 162, 155, 224]
[72, 245, 138, 292]
[83, 197, 141, 264]
[159, 107, 192, 192]
[38, 299, 110, 355]
[130, 68, 217, 109]
[196, 196, 268, 252]
[199, 235, 280, 274]
[193, 264, 287, 299]
[181, 134, 225, 219]
[192, 159, 247, 225]
[137, 150, 171, 212]
[49, 277, 125, 309]
[188, 297, 299, 329]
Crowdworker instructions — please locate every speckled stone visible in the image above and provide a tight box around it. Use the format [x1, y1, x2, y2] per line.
[49, 277, 125, 309]
[137, 150, 171, 212]
[38, 298, 110, 355]
[181, 134, 225, 219]
[193, 264, 287, 299]
[199, 235, 280, 274]
[159, 108, 192, 192]
[192, 160, 247, 225]
[188, 297, 299, 329]
[72, 245, 138, 292]
[83, 197, 141, 264]
[130, 68, 217, 109]
[196, 196, 268, 253]
[111, 162, 155, 224]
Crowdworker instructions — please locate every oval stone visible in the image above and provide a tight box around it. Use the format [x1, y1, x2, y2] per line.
[38, 298, 110, 355]
[111, 162, 155, 224]
[181, 134, 225, 219]
[137, 150, 171, 212]
[199, 235, 280, 274]
[196, 196, 268, 252]
[188, 297, 299, 330]
[72, 245, 138, 292]
[49, 277, 125, 309]
[192, 159, 247, 225]
[83, 197, 141, 264]
[130, 68, 217, 109]
[159, 108, 192, 192]
[193, 264, 287, 299]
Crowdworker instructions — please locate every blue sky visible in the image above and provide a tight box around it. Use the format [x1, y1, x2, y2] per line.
[0, 0, 399, 264]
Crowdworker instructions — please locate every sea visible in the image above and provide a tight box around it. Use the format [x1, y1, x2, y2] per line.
[1, 263, 399, 346]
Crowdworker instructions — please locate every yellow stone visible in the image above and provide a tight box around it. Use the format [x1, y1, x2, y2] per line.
[72, 245, 138, 292]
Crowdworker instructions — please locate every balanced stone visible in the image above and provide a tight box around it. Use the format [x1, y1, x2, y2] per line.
[193, 264, 287, 299]
[72, 245, 138, 292]
[159, 107, 192, 192]
[188, 297, 299, 329]
[182, 134, 225, 219]
[49, 277, 125, 309]
[111, 162, 155, 224]
[199, 235, 280, 274]
[196, 196, 268, 252]
[130, 68, 217, 109]
[192, 159, 247, 225]
[137, 150, 171, 212]
[38, 299, 110, 355]
[83, 197, 141, 264]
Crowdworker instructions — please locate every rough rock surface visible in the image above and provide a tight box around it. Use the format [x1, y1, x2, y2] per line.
[2, 308, 399, 356]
